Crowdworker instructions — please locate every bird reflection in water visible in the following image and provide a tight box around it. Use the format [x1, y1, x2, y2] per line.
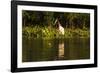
[58, 40, 64, 60]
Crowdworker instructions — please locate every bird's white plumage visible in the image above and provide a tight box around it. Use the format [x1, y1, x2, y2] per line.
[58, 23, 64, 35]
[54, 19, 64, 35]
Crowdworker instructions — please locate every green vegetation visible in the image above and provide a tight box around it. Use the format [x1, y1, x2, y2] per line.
[22, 10, 90, 39]
[22, 26, 89, 39]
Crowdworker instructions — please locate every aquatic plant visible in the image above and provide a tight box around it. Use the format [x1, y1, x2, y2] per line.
[22, 26, 90, 39]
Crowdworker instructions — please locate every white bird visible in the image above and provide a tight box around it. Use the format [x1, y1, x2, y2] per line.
[58, 23, 64, 35]
[54, 19, 64, 35]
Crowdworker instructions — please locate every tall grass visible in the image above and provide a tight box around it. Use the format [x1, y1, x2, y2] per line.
[22, 26, 90, 39]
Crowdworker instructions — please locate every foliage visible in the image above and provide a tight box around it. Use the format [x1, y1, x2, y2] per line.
[22, 26, 90, 39]
[22, 10, 90, 39]
[22, 10, 90, 29]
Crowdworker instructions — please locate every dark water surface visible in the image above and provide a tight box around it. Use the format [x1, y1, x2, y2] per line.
[22, 37, 90, 62]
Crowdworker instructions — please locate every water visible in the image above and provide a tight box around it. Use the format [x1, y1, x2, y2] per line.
[22, 37, 90, 62]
